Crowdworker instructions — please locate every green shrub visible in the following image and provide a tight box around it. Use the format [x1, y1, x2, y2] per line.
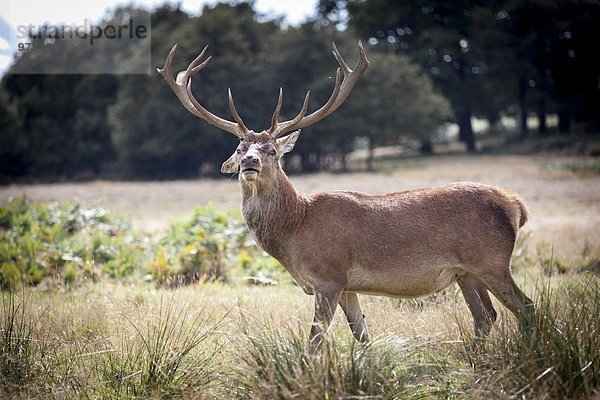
[151, 204, 252, 286]
[0, 197, 143, 288]
[235, 250, 288, 285]
[1, 198, 294, 288]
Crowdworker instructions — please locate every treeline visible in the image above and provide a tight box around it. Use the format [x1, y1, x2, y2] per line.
[0, 1, 598, 181]
[327, 0, 600, 150]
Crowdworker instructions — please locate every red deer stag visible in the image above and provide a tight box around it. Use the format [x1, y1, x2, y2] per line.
[158, 42, 534, 346]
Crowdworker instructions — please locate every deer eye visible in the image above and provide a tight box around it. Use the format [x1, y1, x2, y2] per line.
[269, 150, 276, 156]
[236, 149, 241, 154]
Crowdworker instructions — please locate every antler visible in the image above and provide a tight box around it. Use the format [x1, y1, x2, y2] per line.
[157, 44, 249, 137]
[268, 41, 370, 139]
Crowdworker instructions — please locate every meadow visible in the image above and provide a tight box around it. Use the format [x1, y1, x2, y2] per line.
[1, 155, 599, 399]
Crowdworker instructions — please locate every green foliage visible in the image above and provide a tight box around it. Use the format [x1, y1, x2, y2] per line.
[109, 3, 279, 178]
[329, 48, 451, 145]
[235, 250, 288, 286]
[0, 74, 118, 179]
[151, 204, 247, 285]
[0, 198, 290, 289]
[0, 197, 143, 288]
[151, 204, 287, 286]
[329, 0, 600, 148]
[1, 2, 461, 180]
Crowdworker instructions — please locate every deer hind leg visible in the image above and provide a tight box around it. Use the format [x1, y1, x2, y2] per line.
[339, 292, 370, 343]
[478, 266, 535, 324]
[310, 285, 343, 349]
[457, 273, 497, 338]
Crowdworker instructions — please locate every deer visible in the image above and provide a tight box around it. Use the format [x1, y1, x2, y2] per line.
[158, 41, 535, 346]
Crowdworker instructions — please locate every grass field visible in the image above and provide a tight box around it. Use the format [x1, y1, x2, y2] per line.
[1, 154, 600, 398]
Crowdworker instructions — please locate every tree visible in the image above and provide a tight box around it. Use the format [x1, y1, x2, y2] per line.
[108, 3, 280, 177]
[0, 84, 22, 179]
[1, 73, 117, 178]
[326, 0, 600, 141]
[320, 47, 450, 170]
[326, 0, 486, 152]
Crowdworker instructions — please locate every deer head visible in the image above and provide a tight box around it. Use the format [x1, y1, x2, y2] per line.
[157, 41, 369, 183]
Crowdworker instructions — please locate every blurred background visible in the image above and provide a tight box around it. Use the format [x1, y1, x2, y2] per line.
[1, 0, 599, 181]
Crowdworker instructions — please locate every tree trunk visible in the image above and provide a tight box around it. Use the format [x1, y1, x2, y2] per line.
[537, 97, 547, 134]
[341, 152, 349, 172]
[366, 139, 375, 172]
[300, 152, 319, 172]
[457, 109, 476, 153]
[518, 76, 528, 138]
[558, 108, 571, 134]
[420, 140, 433, 154]
[537, 68, 548, 135]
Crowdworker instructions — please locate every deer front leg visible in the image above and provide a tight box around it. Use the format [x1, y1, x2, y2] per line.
[309, 285, 343, 349]
[339, 292, 370, 343]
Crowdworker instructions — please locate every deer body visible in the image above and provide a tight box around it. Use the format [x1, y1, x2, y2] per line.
[244, 175, 525, 299]
[159, 42, 534, 346]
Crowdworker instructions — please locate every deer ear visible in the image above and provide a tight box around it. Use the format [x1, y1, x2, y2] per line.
[276, 130, 300, 154]
[221, 152, 238, 174]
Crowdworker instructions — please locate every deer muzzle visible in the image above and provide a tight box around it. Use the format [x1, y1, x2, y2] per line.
[240, 154, 261, 181]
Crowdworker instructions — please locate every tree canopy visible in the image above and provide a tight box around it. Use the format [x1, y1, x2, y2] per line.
[1, 1, 597, 180]
[320, 0, 600, 149]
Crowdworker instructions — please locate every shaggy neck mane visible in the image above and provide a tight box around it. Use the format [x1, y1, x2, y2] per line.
[240, 167, 307, 262]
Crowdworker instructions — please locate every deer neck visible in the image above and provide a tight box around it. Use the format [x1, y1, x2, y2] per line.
[240, 168, 306, 263]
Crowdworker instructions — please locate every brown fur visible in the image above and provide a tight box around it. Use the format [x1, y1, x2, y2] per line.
[239, 162, 534, 344]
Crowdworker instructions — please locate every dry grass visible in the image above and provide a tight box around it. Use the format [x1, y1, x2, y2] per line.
[1, 268, 599, 399]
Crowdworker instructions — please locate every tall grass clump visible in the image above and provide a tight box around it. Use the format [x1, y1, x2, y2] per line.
[232, 321, 463, 399]
[469, 274, 600, 398]
[0, 291, 36, 394]
[92, 295, 224, 398]
[0, 290, 60, 398]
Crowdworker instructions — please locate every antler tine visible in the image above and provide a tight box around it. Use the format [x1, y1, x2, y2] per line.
[156, 43, 177, 77]
[271, 91, 311, 138]
[268, 88, 284, 134]
[185, 45, 210, 77]
[228, 89, 250, 133]
[273, 40, 369, 137]
[332, 42, 351, 75]
[157, 44, 245, 137]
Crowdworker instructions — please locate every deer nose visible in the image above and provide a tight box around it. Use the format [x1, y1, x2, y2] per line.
[241, 155, 259, 166]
